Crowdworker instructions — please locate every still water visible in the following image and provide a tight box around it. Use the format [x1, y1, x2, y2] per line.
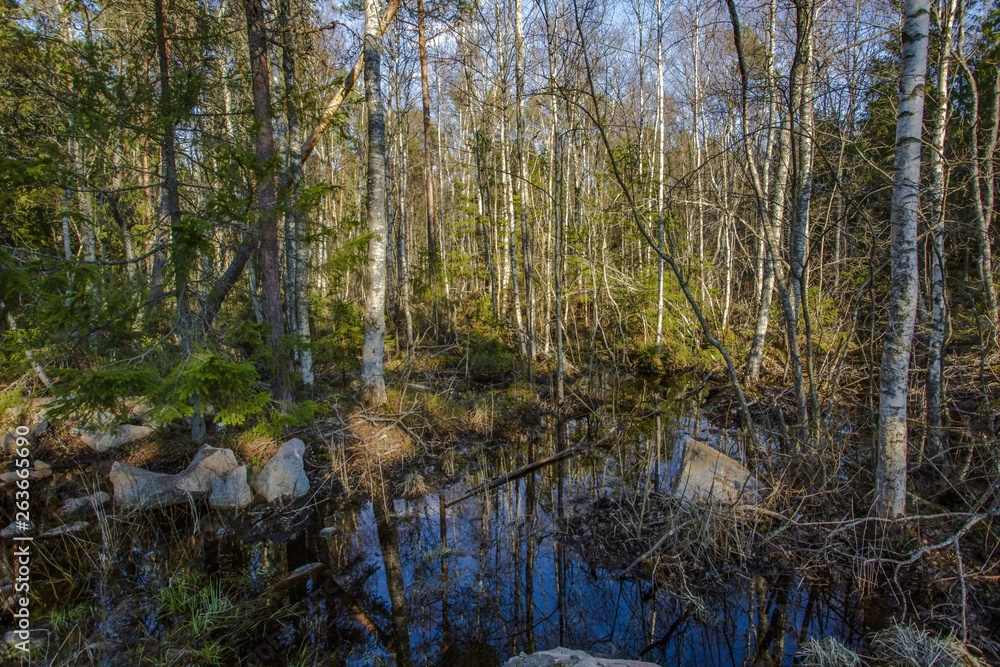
[4, 381, 870, 666]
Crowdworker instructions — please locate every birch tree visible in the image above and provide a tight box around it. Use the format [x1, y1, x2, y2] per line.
[360, 0, 390, 406]
[876, 0, 930, 518]
[925, 0, 959, 459]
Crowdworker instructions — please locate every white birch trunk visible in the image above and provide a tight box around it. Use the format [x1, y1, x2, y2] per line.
[926, 0, 958, 457]
[877, 0, 930, 518]
[360, 0, 389, 406]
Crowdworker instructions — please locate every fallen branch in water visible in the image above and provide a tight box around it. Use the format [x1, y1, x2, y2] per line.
[444, 428, 620, 508]
[325, 573, 395, 649]
[623, 519, 694, 574]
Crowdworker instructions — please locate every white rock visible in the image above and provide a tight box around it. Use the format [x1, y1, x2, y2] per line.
[58, 491, 111, 517]
[503, 648, 661, 666]
[79, 424, 156, 453]
[1, 412, 49, 454]
[38, 521, 89, 539]
[252, 438, 309, 504]
[673, 438, 759, 505]
[109, 462, 186, 508]
[175, 445, 240, 494]
[0, 467, 52, 484]
[209, 465, 253, 510]
[0, 520, 34, 539]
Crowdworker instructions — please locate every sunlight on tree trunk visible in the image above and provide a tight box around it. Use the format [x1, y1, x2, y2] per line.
[360, 0, 389, 407]
[877, 0, 930, 518]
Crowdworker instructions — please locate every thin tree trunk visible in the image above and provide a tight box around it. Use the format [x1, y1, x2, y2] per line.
[745, 0, 781, 382]
[156, 0, 204, 441]
[514, 0, 534, 369]
[956, 22, 1000, 337]
[397, 109, 414, 349]
[655, 0, 665, 354]
[877, 0, 930, 518]
[418, 0, 439, 337]
[360, 0, 389, 406]
[500, 83, 527, 356]
[789, 0, 815, 321]
[245, 0, 291, 404]
[692, 9, 706, 308]
[279, 0, 314, 389]
[926, 0, 958, 459]
[554, 127, 565, 407]
[200, 2, 400, 331]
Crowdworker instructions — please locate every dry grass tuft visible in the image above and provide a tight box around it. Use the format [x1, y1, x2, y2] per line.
[871, 622, 985, 667]
[346, 415, 414, 461]
[401, 471, 429, 499]
[797, 637, 861, 667]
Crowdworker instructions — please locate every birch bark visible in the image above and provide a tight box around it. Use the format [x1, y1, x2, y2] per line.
[877, 0, 930, 518]
[360, 0, 389, 406]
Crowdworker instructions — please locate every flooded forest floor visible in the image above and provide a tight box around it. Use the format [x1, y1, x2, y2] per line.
[1, 351, 998, 666]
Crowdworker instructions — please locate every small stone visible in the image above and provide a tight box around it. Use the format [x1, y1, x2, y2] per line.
[176, 445, 240, 494]
[109, 462, 186, 508]
[1, 520, 34, 539]
[58, 491, 110, 517]
[273, 562, 326, 589]
[209, 466, 253, 510]
[252, 438, 309, 504]
[503, 648, 660, 667]
[0, 468, 52, 484]
[38, 521, 89, 539]
[4, 628, 46, 649]
[79, 424, 156, 453]
[1, 413, 49, 454]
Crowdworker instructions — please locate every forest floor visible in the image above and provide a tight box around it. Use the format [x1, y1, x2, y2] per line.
[1, 348, 998, 665]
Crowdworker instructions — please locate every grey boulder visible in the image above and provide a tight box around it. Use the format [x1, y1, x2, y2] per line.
[176, 445, 240, 494]
[673, 438, 760, 506]
[0, 520, 34, 539]
[252, 438, 309, 504]
[209, 465, 253, 510]
[110, 462, 187, 508]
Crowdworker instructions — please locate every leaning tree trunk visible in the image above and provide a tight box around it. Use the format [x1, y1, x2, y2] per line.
[926, 0, 958, 459]
[877, 0, 930, 518]
[245, 0, 291, 404]
[360, 0, 389, 406]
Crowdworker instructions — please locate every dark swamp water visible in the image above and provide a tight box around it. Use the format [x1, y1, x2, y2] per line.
[0, 380, 876, 666]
